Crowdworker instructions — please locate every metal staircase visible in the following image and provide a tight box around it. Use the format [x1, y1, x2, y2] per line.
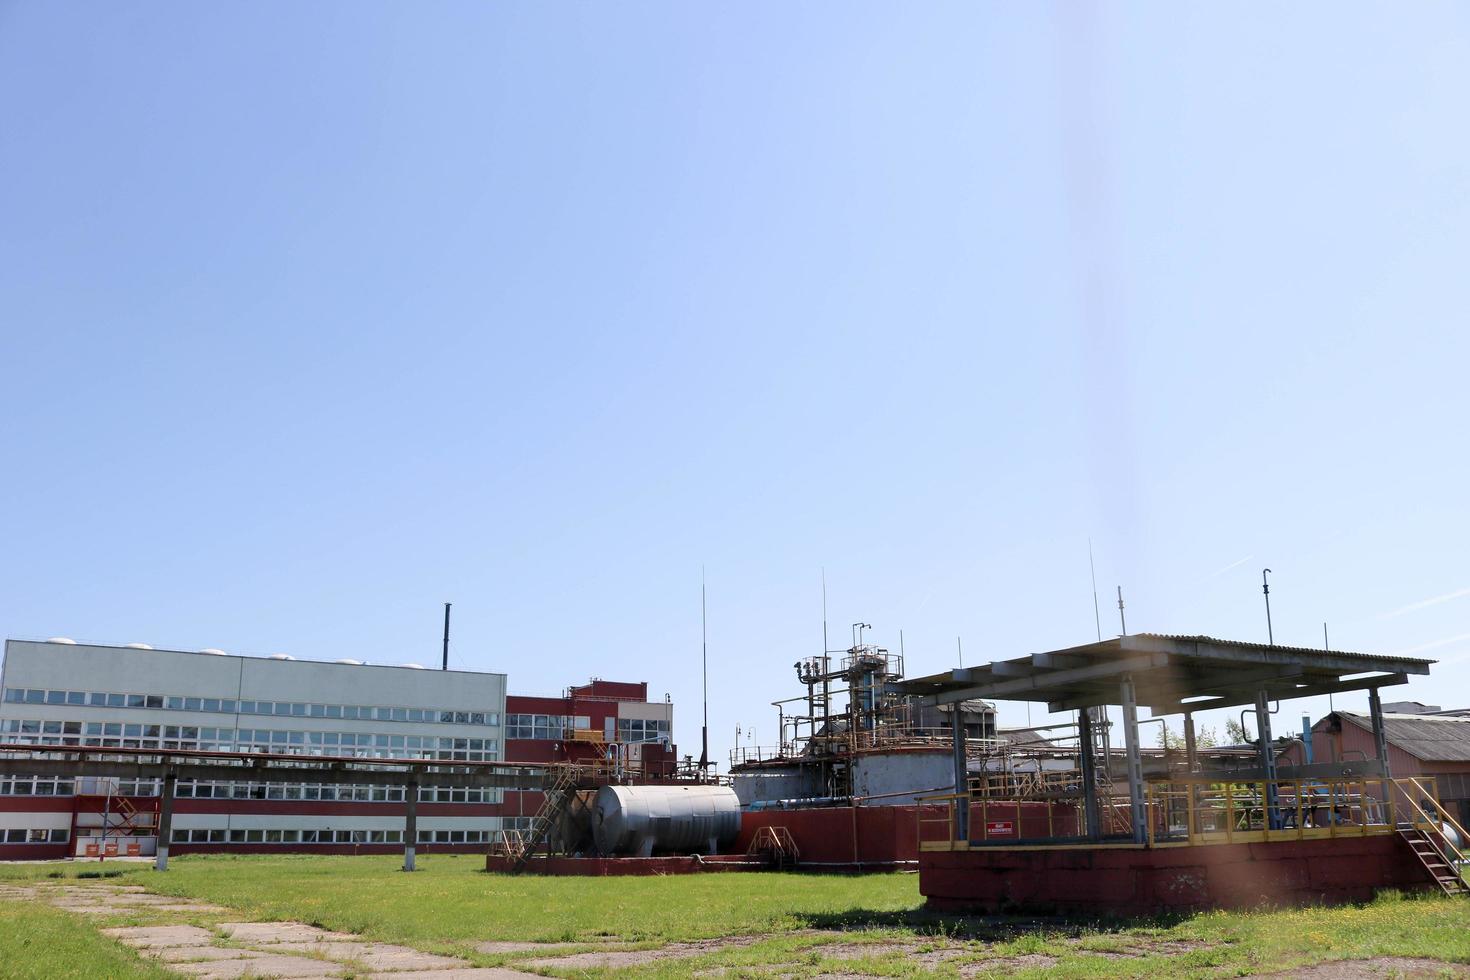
[508, 765, 582, 875]
[1399, 826, 1469, 896]
[746, 826, 799, 869]
[1392, 777, 1469, 897]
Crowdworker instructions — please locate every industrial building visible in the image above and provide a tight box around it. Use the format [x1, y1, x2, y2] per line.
[1280, 706, 1470, 827]
[0, 638, 674, 860]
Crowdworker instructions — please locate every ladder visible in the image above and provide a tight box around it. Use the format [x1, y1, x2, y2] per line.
[509, 765, 581, 875]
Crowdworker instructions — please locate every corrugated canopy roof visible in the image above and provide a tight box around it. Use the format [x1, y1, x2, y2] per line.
[1338, 711, 1470, 762]
[896, 633, 1433, 716]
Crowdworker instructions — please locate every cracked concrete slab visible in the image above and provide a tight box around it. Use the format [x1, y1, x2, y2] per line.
[153, 947, 273, 963]
[219, 922, 358, 944]
[171, 954, 348, 978]
[102, 924, 220, 948]
[358, 971, 543, 980]
[257, 940, 466, 970]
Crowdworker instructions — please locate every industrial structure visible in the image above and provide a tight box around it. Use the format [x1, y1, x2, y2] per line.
[899, 633, 1466, 912]
[0, 638, 678, 862]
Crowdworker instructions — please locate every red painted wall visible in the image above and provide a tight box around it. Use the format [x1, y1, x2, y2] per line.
[921, 834, 1432, 915]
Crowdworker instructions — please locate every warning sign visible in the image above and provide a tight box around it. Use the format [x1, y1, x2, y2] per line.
[985, 820, 1015, 836]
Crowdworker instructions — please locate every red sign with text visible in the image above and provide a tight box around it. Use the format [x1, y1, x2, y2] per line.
[985, 820, 1015, 836]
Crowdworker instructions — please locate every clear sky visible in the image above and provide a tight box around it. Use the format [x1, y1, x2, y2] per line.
[2, 3, 1468, 763]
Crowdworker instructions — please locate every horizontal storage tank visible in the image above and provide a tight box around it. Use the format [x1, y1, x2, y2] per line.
[592, 784, 741, 857]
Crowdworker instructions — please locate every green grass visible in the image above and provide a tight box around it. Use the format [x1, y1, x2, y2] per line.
[0, 900, 174, 979]
[2, 857, 1469, 977]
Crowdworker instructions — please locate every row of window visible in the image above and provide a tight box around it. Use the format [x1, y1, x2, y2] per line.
[504, 714, 592, 740]
[176, 782, 501, 804]
[0, 778, 75, 796]
[504, 714, 671, 743]
[3, 688, 499, 727]
[616, 718, 672, 743]
[0, 776, 500, 804]
[2, 722, 498, 762]
[169, 828, 496, 845]
[1, 829, 69, 844]
[5, 719, 496, 752]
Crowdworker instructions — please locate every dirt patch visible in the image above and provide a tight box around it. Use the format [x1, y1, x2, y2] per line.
[810, 941, 921, 960]
[1264, 958, 1469, 978]
[961, 953, 1060, 976]
[523, 934, 764, 969]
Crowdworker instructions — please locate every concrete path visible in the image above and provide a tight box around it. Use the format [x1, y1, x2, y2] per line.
[14, 881, 537, 979]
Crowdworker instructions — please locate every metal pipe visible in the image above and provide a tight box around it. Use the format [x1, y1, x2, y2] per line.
[441, 603, 451, 671]
[1262, 569, 1273, 646]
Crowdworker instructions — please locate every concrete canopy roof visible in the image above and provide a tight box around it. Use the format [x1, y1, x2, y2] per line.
[896, 633, 1433, 717]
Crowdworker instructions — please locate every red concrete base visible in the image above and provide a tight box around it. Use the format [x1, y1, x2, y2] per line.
[921, 834, 1434, 915]
[485, 854, 764, 875]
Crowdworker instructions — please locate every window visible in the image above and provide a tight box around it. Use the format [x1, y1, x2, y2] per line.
[66, 691, 85, 705]
[2, 689, 20, 703]
[167, 696, 185, 710]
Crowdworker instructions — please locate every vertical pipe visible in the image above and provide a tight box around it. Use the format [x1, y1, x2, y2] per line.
[1118, 674, 1146, 843]
[1302, 715, 1314, 765]
[403, 780, 419, 871]
[1077, 707, 1101, 841]
[154, 768, 176, 872]
[1256, 690, 1279, 829]
[951, 711, 969, 843]
[1369, 686, 1392, 822]
[442, 604, 451, 671]
[700, 572, 709, 771]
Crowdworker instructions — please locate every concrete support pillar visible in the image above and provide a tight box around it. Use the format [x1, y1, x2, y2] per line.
[1118, 674, 1147, 844]
[1077, 707, 1101, 841]
[1369, 686, 1393, 822]
[950, 712, 969, 843]
[403, 781, 418, 871]
[154, 768, 176, 872]
[1256, 690, 1280, 829]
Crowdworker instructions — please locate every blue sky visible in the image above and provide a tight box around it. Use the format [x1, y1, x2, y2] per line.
[2, 3, 1468, 762]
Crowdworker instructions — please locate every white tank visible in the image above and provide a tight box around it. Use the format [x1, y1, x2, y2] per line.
[592, 784, 741, 857]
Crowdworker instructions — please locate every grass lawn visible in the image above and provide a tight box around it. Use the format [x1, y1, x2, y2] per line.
[0, 899, 175, 980]
[0, 855, 1467, 976]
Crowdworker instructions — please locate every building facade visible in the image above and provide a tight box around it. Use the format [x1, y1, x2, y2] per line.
[0, 638, 675, 860]
[499, 679, 677, 835]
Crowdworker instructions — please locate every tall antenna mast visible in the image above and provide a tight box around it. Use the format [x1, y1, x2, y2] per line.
[1089, 539, 1102, 642]
[699, 568, 709, 772]
[1324, 621, 1333, 712]
[821, 568, 829, 655]
[1262, 569, 1274, 645]
[1116, 586, 1127, 636]
[956, 636, 963, 667]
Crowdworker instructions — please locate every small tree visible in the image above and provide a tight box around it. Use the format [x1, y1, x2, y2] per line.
[1161, 722, 1221, 751]
[1225, 717, 1250, 744]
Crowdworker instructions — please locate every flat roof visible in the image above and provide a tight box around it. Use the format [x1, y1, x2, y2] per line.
[896, 633, 1433, 717]
[3, 637, 503, 679]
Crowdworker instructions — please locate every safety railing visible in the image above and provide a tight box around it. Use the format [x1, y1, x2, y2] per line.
[917, 792, 1087, 850]
[917, 775, 1463, 853]
[1144, 776, 1393, 845]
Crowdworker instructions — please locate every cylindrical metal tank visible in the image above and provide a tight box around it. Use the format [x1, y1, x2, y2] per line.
[591, 784, 741, 856]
